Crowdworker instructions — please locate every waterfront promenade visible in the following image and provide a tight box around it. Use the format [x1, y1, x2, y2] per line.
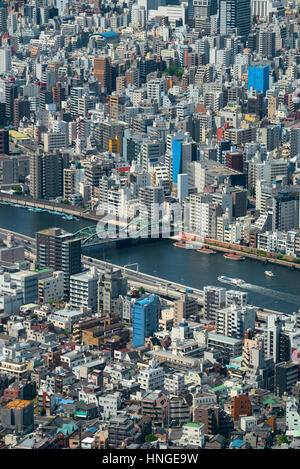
[0, 192, 100, 222]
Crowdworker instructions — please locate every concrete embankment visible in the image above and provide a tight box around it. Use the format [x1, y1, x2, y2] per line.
[0, 192, 100, 222]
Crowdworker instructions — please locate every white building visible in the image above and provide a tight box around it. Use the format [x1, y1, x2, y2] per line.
[0, 45, 11, 73]
[0, 291, 23, 315]
[226, 290, 248, 308]
[179, 422, 205, 448]
[38, 271, 64, 304]
[177, 173, 188, 203]
[43, 132, 67, 152]
[216, 305, 256, 339]
[48, 309, 85, 333]
[69, 267, 99, 312]
[147, 79, 166, 106]
[164, 372, 185, 393]
[286, 397, 300, 437]
[138, 359, 165, 391]
[98, 392, 122, 420]
[240, 416, 257, 432]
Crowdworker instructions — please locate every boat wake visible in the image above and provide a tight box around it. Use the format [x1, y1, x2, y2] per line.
[241, 282, 300, 305]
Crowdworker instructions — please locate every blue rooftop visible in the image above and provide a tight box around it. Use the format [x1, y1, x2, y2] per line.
[86, 427, 98, 434]
[55, 398, 74, 405]
[91, 31, 120, 39]
[231, 440, 245, 448]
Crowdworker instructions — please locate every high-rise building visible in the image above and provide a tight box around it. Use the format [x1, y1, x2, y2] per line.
[13, 98, 30, 130]
[0, 400, 34, 433]
[226, 290, 248, 308]
[133, 294, 160, 348]
[269, 187, 300, 232]
[63, 166, 77, 200]
[173, 294, 198, 326]
[216, 305, 256, 339]
[39, 88, 53, 110]
[98, 266, 127, 315]
[0, 3, 8, 33]
[247, 65, 270, 96]
[171, 139, 197, 184]
[138, 185, 164, 219]
[70, 267, 99, 312]
[257, 29, 276, 59]
[177, 173, 189, 203]
[5, 81, 18, 123]
[0, 44, 11, 73]
[107, 415, 143, 449]
[220, 0, 251, 39]
[275, 361, 299, 397]
[290, 126, 300, 158]
[261, 125, 280, 152]
[264, 314, 282, 364]
[94, 57, 112, 93]
[203, 286, 226, 322]
[0, 129, 9, 154]
[225, 150, 244, 172]
[36, 227, 82, 294]
[29, 151, 69, 199]
[109, 94, 128, 120]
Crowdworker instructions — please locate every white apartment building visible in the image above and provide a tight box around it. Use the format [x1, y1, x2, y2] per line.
[43, 132, 67, 152]
[69, 267, 99, 312]
[216, 305, 256, 339]
[60, 349, 93, 369]
[286, 397, 300, 437]
[38, 271, 64, 304]
[137, 359, 165, 391]
[98, 392, 122, 419]
[0, 45, 11, 73]
[146, 79, 166, 105]
[192, 392, 217, 416]
[0, 292, 23, 316]
[164, 372, 185, 393]
[179, 422, 205, 448]
[48, 309, 85, 333]
[240, 416, 257, 432]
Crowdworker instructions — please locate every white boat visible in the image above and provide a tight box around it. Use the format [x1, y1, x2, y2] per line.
[265, 271, 274, 277]
[218, 276, 245, 286]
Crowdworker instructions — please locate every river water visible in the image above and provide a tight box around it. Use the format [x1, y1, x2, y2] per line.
[0, 203, 300, 314]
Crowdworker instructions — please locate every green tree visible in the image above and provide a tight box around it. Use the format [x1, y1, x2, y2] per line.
[163, 65, 184, 78]
[278, 434, 288, 446]
[145, 434, 158, 442]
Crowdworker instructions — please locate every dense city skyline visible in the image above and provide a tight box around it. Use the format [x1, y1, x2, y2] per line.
[0, 0, 300, 456]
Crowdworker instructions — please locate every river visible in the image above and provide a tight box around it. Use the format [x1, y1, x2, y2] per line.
[0, 203, 300, 314]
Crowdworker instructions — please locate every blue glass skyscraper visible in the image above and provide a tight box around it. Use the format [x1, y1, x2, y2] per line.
[247, 65, 270, 96]
[172, 138, 184, 184]
[133, 294, 160, 348]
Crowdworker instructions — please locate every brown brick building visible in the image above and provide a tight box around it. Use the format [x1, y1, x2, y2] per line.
[194, 405, 234, 436]
[231, 394, 252, 422]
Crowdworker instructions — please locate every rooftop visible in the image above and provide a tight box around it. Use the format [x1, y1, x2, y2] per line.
[5, 399, 31, 410]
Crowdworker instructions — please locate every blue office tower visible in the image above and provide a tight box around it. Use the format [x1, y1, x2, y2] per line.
[247, 65, 270, 96]
[133, 294, 160, 348]
[172, 138, 184, 184]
